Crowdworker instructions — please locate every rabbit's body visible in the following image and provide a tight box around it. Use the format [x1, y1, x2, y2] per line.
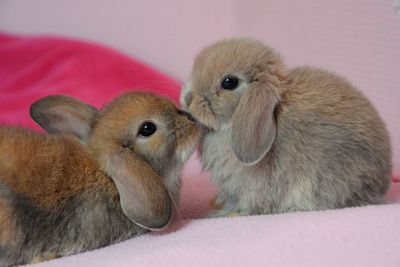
[200, 67, 391, 215]
[0, 127, 142, 265]
[0, 92, 199, 266]
[182, 38, 392, 216]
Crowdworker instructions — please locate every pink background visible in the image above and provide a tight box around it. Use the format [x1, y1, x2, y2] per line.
[0, 0, 399, 173]
[1, 2, 400, 266]
[0, 32, 398, 267]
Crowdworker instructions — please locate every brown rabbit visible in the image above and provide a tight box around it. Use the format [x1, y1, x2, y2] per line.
[0, 91, 200, 266]
[181, 38, 392, 217]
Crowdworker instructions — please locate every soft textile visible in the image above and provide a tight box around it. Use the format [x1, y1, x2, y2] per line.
[0, 33, 399, 267]
[0, 33, 181, 129]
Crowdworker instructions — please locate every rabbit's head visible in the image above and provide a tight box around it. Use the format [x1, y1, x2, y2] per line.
[181, 38, 287, 165]
[30, 92, 200, 230]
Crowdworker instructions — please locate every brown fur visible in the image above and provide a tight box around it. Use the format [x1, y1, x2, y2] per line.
[0, 199, 15, 245]
[31, 254, 57, 264]
[0, 91, 200, 266]
[0, 128, 116, 210]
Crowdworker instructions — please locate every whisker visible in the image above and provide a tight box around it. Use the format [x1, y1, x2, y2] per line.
[168, 190, 182, 222]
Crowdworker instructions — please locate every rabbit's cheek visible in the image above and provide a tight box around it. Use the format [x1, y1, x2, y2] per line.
[144, 134, 167, 156]
[213, 94, 239, 124]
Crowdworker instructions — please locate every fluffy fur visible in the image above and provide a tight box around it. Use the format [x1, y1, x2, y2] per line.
[181, 38, 392, 217]
[0, 92, 200, 266]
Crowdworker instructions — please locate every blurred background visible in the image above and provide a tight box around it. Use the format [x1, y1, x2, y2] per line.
[0, 0, 399, 172]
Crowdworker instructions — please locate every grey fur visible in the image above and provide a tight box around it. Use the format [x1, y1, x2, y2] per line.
[183, 39, 392, 216]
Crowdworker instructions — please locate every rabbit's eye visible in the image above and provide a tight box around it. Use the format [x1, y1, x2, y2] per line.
[221, 75, 239, 90]
[138, 121, 157, 137]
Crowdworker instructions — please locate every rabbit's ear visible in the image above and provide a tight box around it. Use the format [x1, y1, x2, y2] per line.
[106, 150, 172, 230]
[231, 81, 280, 165]
[30, 95, 98, 140]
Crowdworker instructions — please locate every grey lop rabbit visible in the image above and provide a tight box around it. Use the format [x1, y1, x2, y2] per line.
[181, 38, 392, 217]
[0, 91, 200, 266]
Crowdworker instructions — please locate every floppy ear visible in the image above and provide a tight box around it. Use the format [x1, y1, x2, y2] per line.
[231, 81, 280, 165]
[30, 95, 98, 140]
[106, 150, 172, 230]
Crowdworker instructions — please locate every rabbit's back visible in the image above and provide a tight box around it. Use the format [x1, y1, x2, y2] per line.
[274, 66, 391, 210]
[0, 127, 141, 265]
[0, 127, 116, 209]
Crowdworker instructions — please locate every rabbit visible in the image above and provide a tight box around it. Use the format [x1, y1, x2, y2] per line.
[180, 38, 392, 217]
[0, 91, 200, 266]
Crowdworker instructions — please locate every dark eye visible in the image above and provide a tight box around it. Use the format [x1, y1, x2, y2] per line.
[221, 75, 239, 90]
[138, 121, 157, 137]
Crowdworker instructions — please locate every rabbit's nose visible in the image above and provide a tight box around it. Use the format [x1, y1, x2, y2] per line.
[185, 112, 196, 122]
[178, 110, 196, 122]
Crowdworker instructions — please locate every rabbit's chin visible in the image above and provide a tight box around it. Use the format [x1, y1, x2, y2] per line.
[176, 138, 199, 163]
[178, 147, 194, 162]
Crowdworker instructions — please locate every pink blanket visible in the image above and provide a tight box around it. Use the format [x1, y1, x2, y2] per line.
[0, 33, 180, 129]
[0, 33, 399, 267]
